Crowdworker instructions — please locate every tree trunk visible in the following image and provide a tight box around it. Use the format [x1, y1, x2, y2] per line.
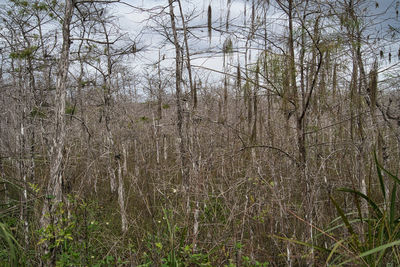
[40, 0, 74, 265]
[168, 0, 190, 192]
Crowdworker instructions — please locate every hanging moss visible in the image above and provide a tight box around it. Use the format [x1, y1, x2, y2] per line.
[207, 5, 212, 42]
[250, 0, 255, 39]
[223, 37, 233, 54]
[236, 64, 241, 88]
[193, 80, 197, 109]
[332, 63, 338, 98]
[226, 0, 231, 30]
[255, 61, 260, 76]
[369, 61, 378, 113]
[282, 62, 290, 119]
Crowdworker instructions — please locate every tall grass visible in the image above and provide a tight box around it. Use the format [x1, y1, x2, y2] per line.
[325, 152, 400, 266]
[280, 152, 400, 266]
[0, 221, 21, 266]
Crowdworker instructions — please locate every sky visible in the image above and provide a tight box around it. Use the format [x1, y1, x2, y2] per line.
[1, 0, 399, 95]
[110, 0, 288, 90]
[109, 0, 400, 92]
[113, 0, 246, 81]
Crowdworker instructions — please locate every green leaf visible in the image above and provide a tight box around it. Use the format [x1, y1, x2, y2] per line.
[375, 158, 400, 185]
[330, 195, 356, 237]
[390, 183, 397, 226]
[272, 235, 330, 253]
[337, 188, 382, 218]
[319, 217, 361, 238]
[325, 239, 345, 265]
[374, 151, 386, 201]
[339, 240, 400, 266]
[155, 242, 163, 250]
[0, 223, 21, 265]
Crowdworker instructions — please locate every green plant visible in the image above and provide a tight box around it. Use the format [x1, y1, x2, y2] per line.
[0, 222, 21, 266]
[325, 152, 400, 266]
[241, 256, 269, 267]
[38, 196, 125, 267]
[137, 208, 213, 266]
[277, 152, 400, 266]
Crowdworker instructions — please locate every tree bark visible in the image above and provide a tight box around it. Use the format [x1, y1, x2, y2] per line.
[40, 0, 74, 265]
[168, 0, 190, 192]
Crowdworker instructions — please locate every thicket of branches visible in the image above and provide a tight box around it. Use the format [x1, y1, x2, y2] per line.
[1, 0, 400, 266]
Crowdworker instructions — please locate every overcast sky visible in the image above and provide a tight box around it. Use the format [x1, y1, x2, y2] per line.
[112, 0, 283, 86]
[110, 0, 400, 86]
[1, 0, 398, 92]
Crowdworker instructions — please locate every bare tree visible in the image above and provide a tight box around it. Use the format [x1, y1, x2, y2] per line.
[40, 0, 74, 265]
